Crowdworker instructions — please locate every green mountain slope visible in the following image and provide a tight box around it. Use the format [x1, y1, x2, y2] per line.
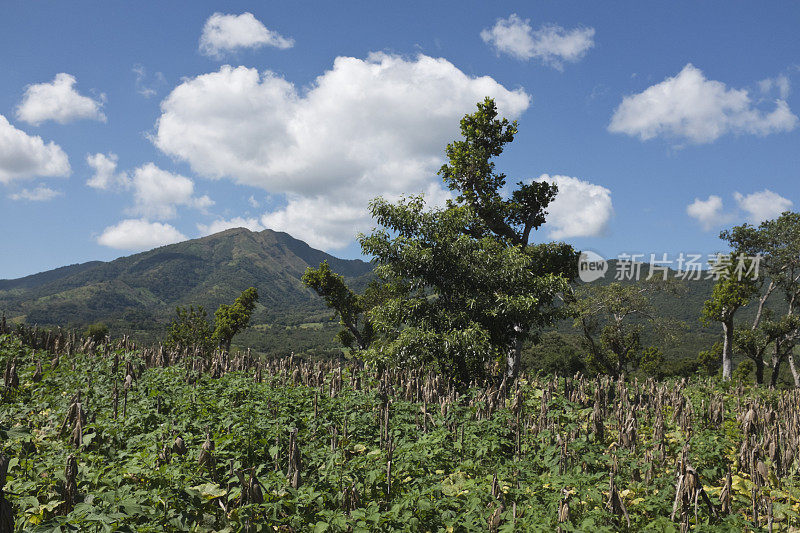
[3, 239, 777, 366]
[0, 228, 372, 353]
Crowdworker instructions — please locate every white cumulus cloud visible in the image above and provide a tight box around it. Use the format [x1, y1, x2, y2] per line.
[199, 12, 294, 58]
[197, 216, 265, 236]
[535, 174, 613, 239]
[8, 185, 62, 201]
[16, 73, 106, 126]
[153, 53, 530, 250]
[686, 195, 731, 230]
[97, 219, 187, 250]
[0, 115, 70, 183]
[609, 64, 798, 144]
[128, 163, 212, 220]
[86, 152, 129, 190]
[734, 189, 793, 224]
[480, 14, 595, 69]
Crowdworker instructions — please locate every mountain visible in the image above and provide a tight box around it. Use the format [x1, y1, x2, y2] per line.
[3, 236, 771, 366]
[0, 228, 373, 354]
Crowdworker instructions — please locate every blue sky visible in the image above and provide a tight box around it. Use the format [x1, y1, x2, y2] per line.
[1, 1, 798, 279]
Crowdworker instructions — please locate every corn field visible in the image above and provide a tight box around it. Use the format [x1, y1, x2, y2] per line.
[1, 328, 800, 531]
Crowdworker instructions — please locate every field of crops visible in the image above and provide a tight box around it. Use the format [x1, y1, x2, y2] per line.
[2, 330, 800, 532]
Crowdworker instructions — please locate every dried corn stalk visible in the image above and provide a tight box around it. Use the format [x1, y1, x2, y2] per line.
[0, 454, 14, 532]
[60, 454, 78, 515]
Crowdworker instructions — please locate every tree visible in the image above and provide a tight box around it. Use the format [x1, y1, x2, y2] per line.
[165, 306, 214, 354]
[757, 212, 800, 387]
[85, 322, 109, 344]
[701, 263, 758, 381]
[212, 287, 259, 352]
[573, 280, 683, 377]
[358, 98, 578, 382]
[302, 261, 375, 352]
[709, 212, 800, 385]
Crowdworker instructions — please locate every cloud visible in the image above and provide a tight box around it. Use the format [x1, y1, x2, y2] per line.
[199, 12, 293, 58]
[260, 195, 376, 249]
[734, 189, 793, 223]
[535, 175, 613, 239]
[197, 216, 265, 236]
[133, 64, 166, 98]
[480, 14, 595, 69]
[686, 195, 731, 230]
[127, 163, 212, 220]
[86, 152, 129, 190]
[759, 74, 790, 100]
[8, 185, 62, 201]
[16, 73, 106, 126]
[153, 53, 530, 250]
[97, 218, 187, 250]
[686, 190, 791, 230]
[0, 115, 70, 183]
[609, 64, 798, 144]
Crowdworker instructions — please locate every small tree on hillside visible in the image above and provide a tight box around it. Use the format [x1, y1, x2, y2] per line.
[165, 306, 214, 354]
[302, 261, 376, 352]
[213, 287, 259, 352]
[85, 322, 109, 344]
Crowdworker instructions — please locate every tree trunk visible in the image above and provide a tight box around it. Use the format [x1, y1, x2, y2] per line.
[722, 320, 733, 380]
[754, 356, 764, 385]
[506, 325, 524, 380]
[788, 353, 800, 388]
[769, 345, 783, 388]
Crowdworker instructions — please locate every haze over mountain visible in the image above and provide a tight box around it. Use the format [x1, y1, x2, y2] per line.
[0, 228, 373, 351]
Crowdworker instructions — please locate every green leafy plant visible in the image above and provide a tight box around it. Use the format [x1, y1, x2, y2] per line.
[165, 305, 214, 353]
[212, 287, 259, 352]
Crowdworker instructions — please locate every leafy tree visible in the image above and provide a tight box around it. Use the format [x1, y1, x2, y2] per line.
[359, 98, 578, 382]
[213, 287, 259, 352]
[523, 331, 586, 377]
[165, 306, 214, 353]
[706, 212, 800, 385]
[732, 359, 755, 384]
[85, 322, 109, 344]
[701, 257, 759, 380]
[573, 280, 683, 377]
[756, 212, 800, 387]
[302, 261, 376, 352]
[696, 342, 723, 377]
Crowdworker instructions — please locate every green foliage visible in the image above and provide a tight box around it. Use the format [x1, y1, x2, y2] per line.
[522, 331, 586, 377]
[212, 287, 259, 352]
[703, 211, 800, 383]
[2, 337, 799, 530]
[573, 280, 684, 376]
[732, 359, 755, 383]
[700, 264, 759, 327]
[638, 346, 665, 379]
[697, 342, 722, 377]
[302, 261, 375, 352]
[358, 98, 578, 381]
[84, 322, 109, 344]
[165, 305, 213, 353]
